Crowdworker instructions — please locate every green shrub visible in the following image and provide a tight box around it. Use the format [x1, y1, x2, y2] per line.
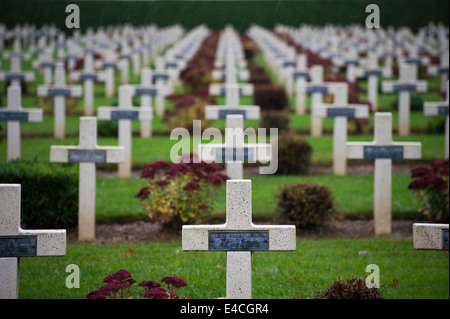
[0, 158, 79, 229]
[276, 133, 312, 175]
[254, 84, 288, 111]
[314, 277, 384, 299]
[97, 120, 118, 137]
[249, 64, 272, 85]
[259, 110, 290, 134]
[275, 182, 336, 230]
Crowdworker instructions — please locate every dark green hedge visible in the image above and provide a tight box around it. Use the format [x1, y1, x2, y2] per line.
[0, 0, 447, 34]
[0, 158, 79, 230]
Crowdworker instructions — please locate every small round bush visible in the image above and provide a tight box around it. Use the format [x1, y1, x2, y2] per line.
[254, 84, 288, 111]
[259, 110, 290, 134]
[275, 133, 312, 175]
[314, 277, 384, 299]
[275, 182, 336, 230]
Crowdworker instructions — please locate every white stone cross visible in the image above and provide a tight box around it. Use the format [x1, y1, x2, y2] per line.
[50, 117, 125, 241]
[382, 64, 427, 135]
[198, 115, 270, 179]
[382, 39, 395, 79]
[38, 62, 82, 138]
[97, 85, 152, 177]
[131, 68, 167, 138]
[0, 184, 66, 299]
[118, 41, 131, 85]
[424, 81, 449, 158]
[206, 83, 259, 120]
[291, 54, 310, 114]
[97, 50, 118, 98]
[32, 48, 55, 85]
[2, 38, 32, 63]
[315, 83, 369, 175]
[427, 50, 449, 95]
[0, 84, 43, 161]
[70, 51, 101, 116]
[356, 51, 385, 110]
[342, 47, 360, 83]
[297, 65, 345, 136]
[212, 49, 249, 83]
[0, 56, 35, 87]
[347, 112, 422, 235]
[182, 179, 296, 299]
[153, 57, 176, 115]
[413, 223, 449, 251]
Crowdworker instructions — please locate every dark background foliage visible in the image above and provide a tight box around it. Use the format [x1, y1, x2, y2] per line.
[0, 0, 448, 33]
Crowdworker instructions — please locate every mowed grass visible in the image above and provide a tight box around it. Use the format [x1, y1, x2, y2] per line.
[19, 238, 449, 299]
[95, 173, 419, 222]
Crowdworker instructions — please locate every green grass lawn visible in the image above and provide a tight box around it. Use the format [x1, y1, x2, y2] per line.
[96, 173, 420, 222]
[19, 238, 449, 299]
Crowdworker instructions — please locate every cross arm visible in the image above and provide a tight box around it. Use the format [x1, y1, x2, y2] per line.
[205, 105, 260, 120]
[346, 141, 421, 159]
[209, 83, 254, 96]
[37, 85, 82, 98]
[424, 102, 449, 116]
[198, 143, 271, 163]
[381, 80, 427, 93]
[50, 145, 125, 163]
[413, 223, 449, 250]
[182, 224, 296, 251]
[97, 107, 153, 121]
[17, 229, 66, 256]
[212, 70, 250, 81]
[314, 103, 369, 119]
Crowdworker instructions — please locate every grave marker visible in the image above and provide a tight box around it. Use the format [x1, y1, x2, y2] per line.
[38, 62, 82, 138]
[315, 83, 369, 175]
[199, 115, 270, 179]
[0, 184, 66, 299]
[382, 64, 427, 135]
[50, 117, 125, 241]
[97, 85, 152, 177]
[0, 84, 43, 161]
[70, 51, 101, 116]
[0, 56, 35, 87]
[347, 112, 421, 235]
[292, 54, 310, 114]
[131, 68, 165, 138]
[206, 83, 259, 120]
[413, 223, 449, 251]
[424, 81, 449, 158]
[182, 179, 296, 299]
